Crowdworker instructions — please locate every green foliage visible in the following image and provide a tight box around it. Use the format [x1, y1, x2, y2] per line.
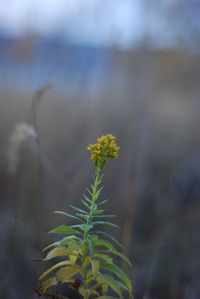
[36, 136, 133, 299]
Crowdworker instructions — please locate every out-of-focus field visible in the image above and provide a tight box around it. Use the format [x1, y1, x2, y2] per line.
[1, 47, 200, 299]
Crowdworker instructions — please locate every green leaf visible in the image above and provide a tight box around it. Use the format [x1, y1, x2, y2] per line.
[95, 239, 131, 264]
[81, 199, 91, 209]
[94, 186, 103, 200]
[36, 277, 57, 293]
[83, 195, 92, 203]
[92, 253, 113, 264]
[99, 250, 132, 267]
[53, 211, 80, 220]
[56, 265, 81, 282]
[43, 237, 80, 256]
[89, 289, 101, 297]
[93, 209, 105, 215]
[113, 252, 132, 267]
[89, 257, 100, 277]
[69, 252, 78, 264]
[45, 246, 69, 260]
[75, 213, 89, 221]
[70, 205, 88, 214]
[39, 261, 72, 280]
[96, 240, 126, 262]
[86, 187, 93, 196]
[98, 199, 109, 206]
[68, 242, 80, 252]
[101, 263, 133, 295]
[85, 269, 93, 284]
[59, 237, 80, 252]
[42, 241, 59, 252]
[102, 283, 109, 295]
[83, 256, 90, 268]
[96, 274, 123, 298]
[49, 225, 79, 235]
[92, 221, 119, 228]
[79, 287, 91, 298]
[93, 214, 115, 218]
[89, 235, 98, 255]
[88, 282, 104, 293]
[90, 234, 99, 242]
[59, 235, 81, 245]
[96, 231, 123, 248]
[95, 239, 117, 252]
[72, 223, 93, 231]
[71, 224, 84, 232]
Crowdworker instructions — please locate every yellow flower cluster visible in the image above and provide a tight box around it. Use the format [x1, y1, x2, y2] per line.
[87, 134, 120, 163]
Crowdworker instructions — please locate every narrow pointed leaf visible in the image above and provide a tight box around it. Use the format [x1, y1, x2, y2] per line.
[57, 265, 81, 282]
[76, 213, 89, 221]
[99, 250, 132, 267]
[42, 241, 59, 252]
[96, 231, 123, 248]
[95, 239, 118, 252]
[101, 263, 133, 295]
[98, 199, 109, 206]
[83, 195, 92, 203]
[70, 205, 88, 214]
[59, 237, 81, 251]
[45, 246, 69, 260]
[36, 277, 57, 293]
[94, 187, 103, 200]
[96, 274, 123, 298]
[89, 236, 97, 255]
[93, 221, 119, 228]
[93, 214, 115, 218]
[49, 225, 79, 235]
[93, 253, 113, 264]
[86, 187, 93, 196]
[72, 224, 93, 231]
[81, 199, 90, 209]
[54, 211, 80, 220]
[39, 261, 72, 280]
[89, 257, 100, 277]
[59, 235, 81, 245]
[93, 209, 105, 215]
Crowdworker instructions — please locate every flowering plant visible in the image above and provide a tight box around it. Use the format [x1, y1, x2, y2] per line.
[36, 134, 133, 299]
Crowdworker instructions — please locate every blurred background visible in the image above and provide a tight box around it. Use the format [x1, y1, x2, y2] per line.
[0, 1, 200, 298]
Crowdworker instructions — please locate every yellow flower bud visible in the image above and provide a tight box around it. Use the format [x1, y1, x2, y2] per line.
[87, 134, 120, 164]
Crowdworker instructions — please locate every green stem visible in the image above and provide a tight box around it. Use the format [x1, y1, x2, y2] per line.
[84, 164, 102, 240]
[82, 163, 103, 299]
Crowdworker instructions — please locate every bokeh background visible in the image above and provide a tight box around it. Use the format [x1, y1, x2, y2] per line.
[0, 1, 200, 298]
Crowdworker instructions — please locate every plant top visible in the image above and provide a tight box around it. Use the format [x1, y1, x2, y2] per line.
[87, 134, 120, 165]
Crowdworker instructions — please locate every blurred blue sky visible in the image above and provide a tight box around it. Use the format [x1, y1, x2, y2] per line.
[0, 0, 199, 49]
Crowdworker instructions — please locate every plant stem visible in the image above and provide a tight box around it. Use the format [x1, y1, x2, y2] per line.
[82, 164, 103, 299]
[84, 164, 102, 241]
